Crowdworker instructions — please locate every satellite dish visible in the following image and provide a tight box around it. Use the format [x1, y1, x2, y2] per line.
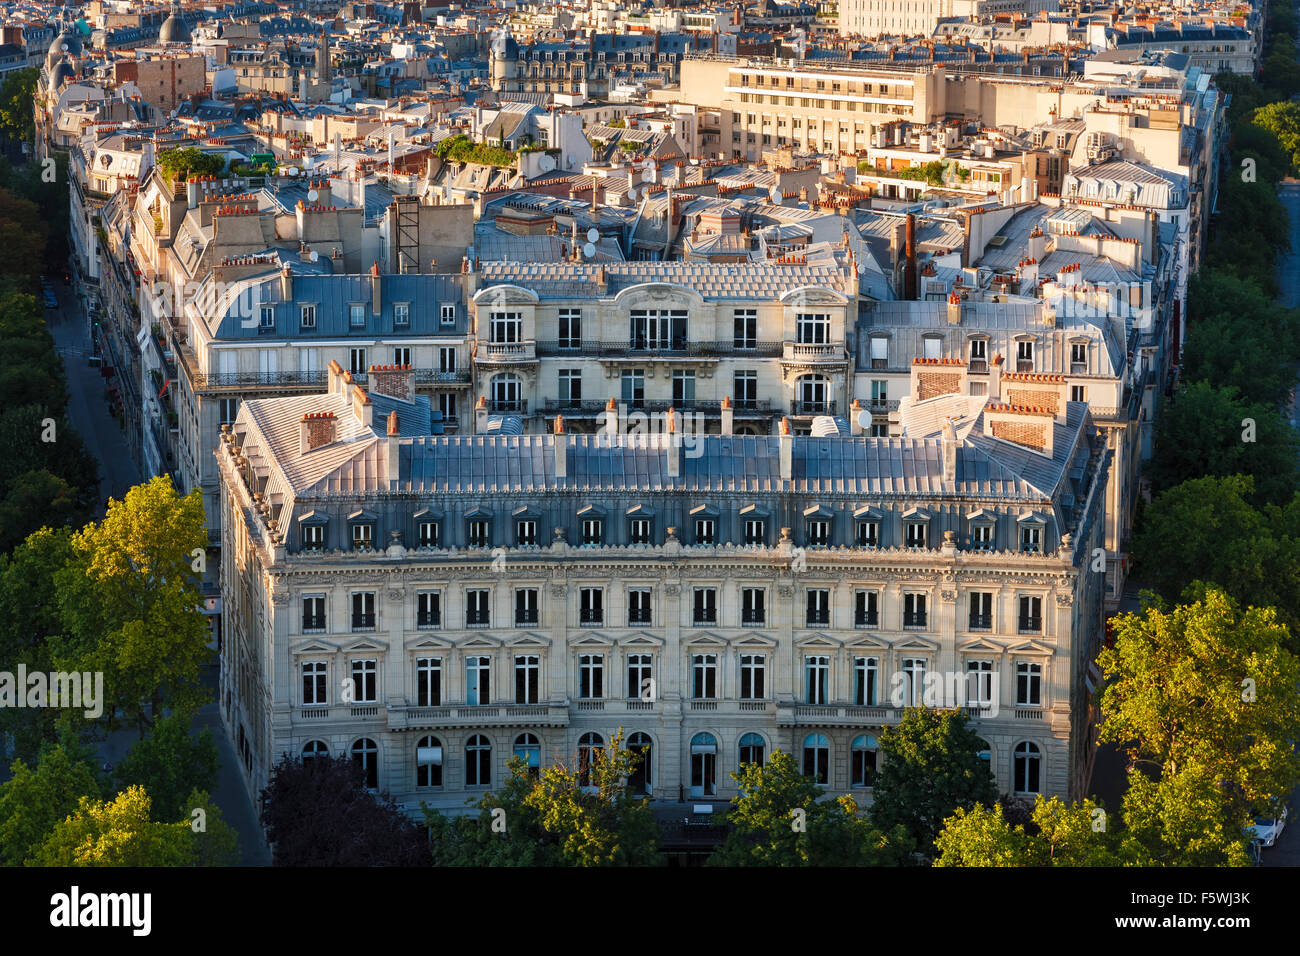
[538, 153, 556, 172]
[586, 228, 599, 243]
[287, 166, 299, 177]
[583, 242, 596, 258]
[857, 410, 872, 430]
[769, 185, 781, 203]
[627, 187, 637, 199]
[309, 250, 319, 262]
[307, 188, 318, 201]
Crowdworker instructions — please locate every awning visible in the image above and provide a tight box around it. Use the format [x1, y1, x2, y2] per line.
[690, 741, 717, 755]
[417, 746, 443, 767]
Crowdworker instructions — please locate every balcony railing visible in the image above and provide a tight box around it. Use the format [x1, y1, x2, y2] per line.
[535, 340, 783, 358]
[387, 702, 571, 731]
[776, 702, 904, 727]
[192, 369, 329, 390]
[969, 614, 992, 630]
[416, 370, 471, 385]
[783, 342, 846, 362]
[903, 612, 927, 628]
[489, 399, 528, 414]
[541, 398, 774, 415]
[792, 400, 837, 415]
[479, 341, 537, 361]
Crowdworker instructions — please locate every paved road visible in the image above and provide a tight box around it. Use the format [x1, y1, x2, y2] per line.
[44, 279, 141, 512]
[48, 282, 269, 864]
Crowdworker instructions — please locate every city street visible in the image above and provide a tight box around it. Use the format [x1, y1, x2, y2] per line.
[45, 280, 269, 864]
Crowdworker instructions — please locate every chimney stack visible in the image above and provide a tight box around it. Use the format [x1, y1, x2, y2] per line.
[280, 264, 292, 301]
[850, 398, 864, 435]
[300, 411, 337, 453]
[351, 384, 372, 428]
[368, 364, 415, 403]
[554, 415, 568, 479]
[720, 394, 733, 435]
[370, 260, 381, 314]
[603, 396, 618, 437]
[947, 291, 962, 324]
[386, 410, 400, 487]
[941, 417, 957, 482]
[904, 213, 918, 300]
[778, 416, 792, 482]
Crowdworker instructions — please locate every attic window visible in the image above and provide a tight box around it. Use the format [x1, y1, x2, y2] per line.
[986, 235, 1009, 247]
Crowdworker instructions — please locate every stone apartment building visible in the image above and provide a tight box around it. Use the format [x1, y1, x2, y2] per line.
[216, 360, 1109, 813]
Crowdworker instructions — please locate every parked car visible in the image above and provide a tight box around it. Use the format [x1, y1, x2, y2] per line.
[43, 294, 58, 309]
[1247, 805, 1288, 848]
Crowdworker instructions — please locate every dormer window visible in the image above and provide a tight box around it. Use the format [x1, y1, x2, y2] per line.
[516, 519, 537, 546]
[351, 523, 374, 552]
[807, 518, 831, 548]
[969, 338, 987, 372]
[581, 518, 604, 546]
[1016, 340, 1034, 373]
[972, 523, 994, 550]
[301, 522, 325, 551]
[694, 517, 716, 545]
[905, 521, 928, 550]
[855, 520, 879, 548]
[349, 303, 366, 329]
[300, 304, 316, 330]
[468, 519, 491, 548]
[629, 518, 652, 544]
[258, 306, 274, 333]
[1021, 525, 1042, 553]
[1070, 341, 1088, 373]
[417, 520, 440, 549]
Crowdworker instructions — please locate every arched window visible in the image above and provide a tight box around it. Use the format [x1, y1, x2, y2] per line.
[1013, 741, 1041, 794]
[466, 734, 492, 787]
[351, 737, 378, 789]
[803, 733, 830, 784]
[577, 732, 605, 786]
[738, 732, 765, 768]
[491, 373, 523, 412]
[851, 735, 878, 788]
[690, 732, 717, 797]
[627, 732, 652, 795]
[416, 735, 443, 788]
[301, 739, 328, 763]
[796, 374, 831, 414]
[514, 733, 540, 779]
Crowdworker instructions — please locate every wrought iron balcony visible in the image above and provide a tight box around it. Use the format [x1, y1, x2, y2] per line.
[534, 339, 783, 358]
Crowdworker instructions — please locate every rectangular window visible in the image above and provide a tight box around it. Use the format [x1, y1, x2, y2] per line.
[900, 658, 926, 706]
[1021, 526, 1042, 553]
[300, 521, 326, 550]
[350, 659, 377, 703]
[579, 587, 603, 625]
[741, 587, 765, 625]
[558, 368, 581, 404]
[440, 304, 455, 326]
[967, 660, 994, 709]
[903, 593, 927, 628]
[740, 654, 765, 699]
[1016, 661, 1042, 706]
[393, 346, 411, 367]
[628, 588, 652, 625]
[734, 370, 757, 408]
[466, 656, 490, 706]
[468, 519, 491, 548]
[1019, 595, 1042, 632]
[923, 337, 942, 360]
[417, 521, 440, 549]
[733, 308, 757, 349]
[1071, 385, 1086, 403]
[870, 337, 888, 368]
[489, 311, 521, 343]
[349, 347, 366, 375]
[905, 522, 927, 549]
[351, 592, 375, 630]
[621, 369, 644, 408]
[796, 312, 829, 345]
[856, 521, 878, 548]
[417, 591, 441, 628]
[1070, 342, 1087, 372]
[438, 394, 456, 423]
[807, 519, 830, 548]
[515, 588, 539, 626]
[972, 524, 993, 550]
[466, 589, 490, 627]
[349, 303, 366, 328]
[302, 661, 327, 704]
[580, 518, 603, 546]
[219, 398, 240, 425]
[672, 369, 696, 405]
[804, 656, 829, 705]
[627, 653, 652, 699]
[516, 520, 538, 546]
[744, 518, 765, 545]
[694, 518, 716, 545]
[692, 654, 717, 699]
[854, 590, 879, 628]
[806, 589, 830, 626]
[693, 587, 717, 625]
[259, 305, 274, 330]
[969, 592, 992, 630]
[630, 308, 687, 350]
[1016, 340, 1034, 372]
[394, 303, 410, 328]
[302, 596, 326, 632]
[854, 657, 877, 706]
[629, 518, 652, 545]
[579, 654, 604, 698]
[416, 657, 441, 706]
[300, 304, 316, 329]
[438, 347, 457, 373]
[558, 308, 582, 349]
[515, 655, 539, 704]
[351, 523, 373, 551]
[969, 338, 987, 369]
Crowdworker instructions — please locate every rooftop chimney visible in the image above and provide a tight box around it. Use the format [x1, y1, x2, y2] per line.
[720, 394, 733, 435]
[370, 260, 381, 314]
[554, 415, 568, 479]
[779, 416, 792, 482]
[351, 384, 372, 428]
[941, 417, 957, 482]
[903, 214, 918, 300]
[368, 364, 414, 403]
[300, 411, 337, 453]
[386, 410, 400, 487]
[603, 396, 618, 436]
[947, 292, 962, 324]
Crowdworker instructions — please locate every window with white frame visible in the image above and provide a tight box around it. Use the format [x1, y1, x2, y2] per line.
[693, 587, 717, 625]
[438, 347, 457, 373]
[971, 522, 994, 550]
[302, 596, 325, 632]
[1016, 661, 1042, 706]
[1071, 385, 1086, 403]
[804, 655, 830, 705]
[969, 592, 992, 629]
[581, 518, 603, 546]
[440, 304, 456, 326]
[466, 657, 491, 706]
[302, 661, 327, 705]
[741, 587, 765, 625]
[351, 592, 375, 630]
[1016, 339, 1034, 372]
[1021, 525, 1042, 553]
[1070, 342, 1087, 372]
[465, 589, 490, 627]
[627, 654, 652, 699]
[690, 732, 717, 795]
[694, 517, 716, 545]
[352, 738, 378, 788]
[467, 518, 491, 548]
[966, 659, 994, 709]
[465, 734, 491, 786]
[489, 311, 522, 343]
[806, 588, 830, 626]
[899, 657, 926, 706]
[417, 520, 440, 549]
[628, 588, 652, 625]
[733, 308, 757, 349]
[692, 654, 718, 699]
[351, 522, 374, 551]
[579, 654, 604, 698]
[515, 655, 539, 704]
[856, 520, 879, 547]
[903, 593, 927, 628]
[851, 735, 877, 788]
[1019, 595, 1042, 632]
[516, 519, 538, 546]
[299, 304, 317, 329]
[854, 657, 877, 706]
[1013, 741, 1041, 793]
[514, 588, 539, 626]
[393, 347, 411, 367]
[629, 518, 652, 544]
[349, 303, 365, 328]
[416, 658, 441, 706]
[743, 518, 766, 545]
[579, 588, 603, 625]
[905, 520, 927, 549]
[630, 308, 687, 350]
[350, 659, 377, 703]
[416, 734, 442, 787]
[796, 312, 830, 345]
[394, 303, 410, 328]
[739, 654, 765, 699]
[802, 733, 830, 783]
[854, 590, 879, 628]
[807, 517, 831, 548]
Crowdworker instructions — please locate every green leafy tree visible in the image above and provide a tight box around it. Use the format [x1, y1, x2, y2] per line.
[0, 68, 37, 146]
[935, 796, 1122, 866]
[1146, 381, 1298, 504]
[114, 712, 220, 822]
[51, 476, 212, 736]
[933, 802, 1035, 866]
[1118, 768, 1254, 867]
[182, 788, 240, 866]
[0, 742, 101, 864]
[1253, 100, 1300, 175]
[711, 749, 911, 866]
[27, 786, 196, 866]
[1098, 588, 1300, 828]
[155, 147, 226, 180]
[868, 707, 998, 858]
